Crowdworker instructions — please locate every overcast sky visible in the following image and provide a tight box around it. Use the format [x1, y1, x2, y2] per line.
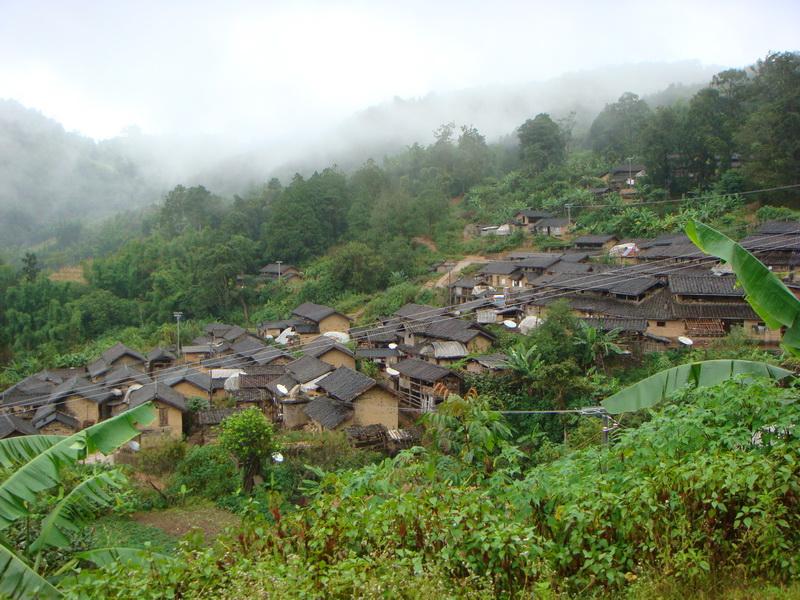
[1, 0, 798, 141]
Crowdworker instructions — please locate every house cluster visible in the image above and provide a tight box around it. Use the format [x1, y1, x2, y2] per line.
[3, 219, 796, 443]
[449, 220, 800, 350]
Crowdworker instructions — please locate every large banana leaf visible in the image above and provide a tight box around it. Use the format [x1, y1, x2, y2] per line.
[0, 435, 66, 468]
[30, 471, 125, 552]
[686, 219, 800, 355]
[0, 402, 155, 530]
[602, 359, 793, 414]
[0, 542, 62, 599]
[77, 546, 174, 568]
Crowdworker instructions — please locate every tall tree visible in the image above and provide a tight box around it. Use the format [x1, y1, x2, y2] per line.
[587, 92, 652, 161]
[517, 113, 567, 173]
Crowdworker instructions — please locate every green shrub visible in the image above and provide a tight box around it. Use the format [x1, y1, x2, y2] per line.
[168, 444, 238, 500]
[134, 439, 187, 475]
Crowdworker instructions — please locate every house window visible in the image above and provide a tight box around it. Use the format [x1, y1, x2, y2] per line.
[656, 321, 666, 327]
[159, 407, 169, 427]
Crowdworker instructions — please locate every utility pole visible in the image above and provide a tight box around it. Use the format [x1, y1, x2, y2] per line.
[173, 311, 184, 355]
[626, 156, 634, 187]
[565, 203, 572, 226]
[276, 260, 282, 283]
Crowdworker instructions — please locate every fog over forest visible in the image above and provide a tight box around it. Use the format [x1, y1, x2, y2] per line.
[0, 60, 716, 247]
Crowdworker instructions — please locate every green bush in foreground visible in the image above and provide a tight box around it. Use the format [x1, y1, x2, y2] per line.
[60, 379, 800, 598]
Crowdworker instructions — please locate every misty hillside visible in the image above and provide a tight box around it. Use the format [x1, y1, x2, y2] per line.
[0, 61, 716, 247]
[173, 61, 717, 189]
[0, 100, 166, 246]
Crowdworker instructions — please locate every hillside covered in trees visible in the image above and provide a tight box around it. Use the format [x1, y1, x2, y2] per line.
[1, 51, 798, 377]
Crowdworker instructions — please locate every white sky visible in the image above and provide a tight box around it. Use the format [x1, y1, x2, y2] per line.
[0, 0, 798, 140]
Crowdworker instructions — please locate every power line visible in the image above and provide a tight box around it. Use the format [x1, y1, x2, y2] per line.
[564, 183, 800, 210]
[6, 229, 798, 416]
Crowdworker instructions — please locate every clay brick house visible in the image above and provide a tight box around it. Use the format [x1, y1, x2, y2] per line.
[87, 343, 147, 381]
[128, 382, 188, 441]
[305, 367, 400, 430]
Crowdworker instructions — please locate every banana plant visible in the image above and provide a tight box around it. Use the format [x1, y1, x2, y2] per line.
[0, 402, 155, 599]
[602, 220, 799, 414]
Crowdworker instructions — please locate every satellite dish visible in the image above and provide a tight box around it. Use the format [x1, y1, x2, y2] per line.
[388, 343, 398, 350]
[503, 320, 517, 328]
[385, 367, 400, 377]
[276, 384, 289, 395]
[323, 331, 350, 343]
[128, 441, 140, 452]
[678, 336, 694, 346]
[272, 452, 284, 463]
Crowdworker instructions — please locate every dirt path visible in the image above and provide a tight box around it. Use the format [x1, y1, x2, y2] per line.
[427, 255, 487, 289]
[133, 503, 240, 540]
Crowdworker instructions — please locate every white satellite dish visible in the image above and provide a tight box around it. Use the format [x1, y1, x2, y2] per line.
[276, 384, 289, 395]
[128, 441, 140, 452]
[323, 331, 350, 343]
[272, 452, 284, 463]
[388, 343, 398, 350]
[385, 367, 400, 377]
[503, 320, 517, 329]
[678, 336, 694, 346]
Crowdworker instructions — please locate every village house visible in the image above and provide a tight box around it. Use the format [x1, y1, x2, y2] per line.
[524, 268, 779, 347]
[268, 356, 335, 428]
[181, 343, 216, 365]
[601, 164, 646, 193]
[740, 222, 800, 280]
[303, 336, 356, 369]
[392, 358, 462, 413]
[417, 341, 469, 366]
[449, 276, 479, 304]
[0, 414, 38, 439]
[408, 317, 495, 354]
[128, 382, 188, 441]
[146, 347, 177, 374]
[305, 366, 400, 430]
[464, 354, 510, 375]
[259, 263, 302, 284]
[478, 261, 525, 290]
[355, 347, 401, 369]
[572, 234, 619, 252]
[258, 302, 351, 342]
[162, 367, 213, 403]
[531, 217, 570, 237]
[204, 323, 248, 344]
[513, 209, 552, 227]
[87, 343, 147, 381]
[33, 376, 117, 430]
[0, 368, 85, 415]
[103, 364, 153, 393]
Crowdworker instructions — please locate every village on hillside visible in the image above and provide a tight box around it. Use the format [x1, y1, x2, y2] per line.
[3, 201, 797, 450]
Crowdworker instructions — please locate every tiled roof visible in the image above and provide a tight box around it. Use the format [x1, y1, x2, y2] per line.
[285, 356, 334, 384]
[162, 367, 212, 392]
[303, 336, 354, 359]
[757, 221, 800, 235]
[516, 209, 552, 219]
[480, 261, 523, 275]
[104, 365, 152, 388]
[668, 275, 744, 297]
[196, 408, 239, 425]
[100, 342, 146, 366]
[582, 317, 647, 333]
[0, 414, 38, 438]
[573, 234, 617, 245]
[469, 354, 509, 370]
[393, 303, 447, 320]
[317, 367, 375, 403]
[48, 376, 116, 405]
[394, 358, 455, 383]
[356, 348, 401, 359]
[292, 302, 347, 324]
[535, 217, 569, 228]
[129, 383, 188, 412]
[304, 396, 352, 429]
[147, 347, 177, 362]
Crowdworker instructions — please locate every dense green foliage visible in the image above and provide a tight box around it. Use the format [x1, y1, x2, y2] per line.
[54, 379, 800, 598]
